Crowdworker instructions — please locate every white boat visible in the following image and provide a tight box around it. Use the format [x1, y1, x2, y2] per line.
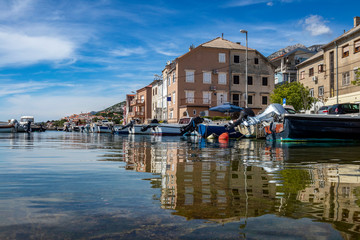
[153, 117, 193, 136]
[0, 122, 16, 133]
[129, 124, 154, 135]
[92, 120, 114, 133]
[17, 116, 35, 132]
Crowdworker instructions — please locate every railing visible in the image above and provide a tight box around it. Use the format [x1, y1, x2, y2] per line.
[130, 99, 145, 106]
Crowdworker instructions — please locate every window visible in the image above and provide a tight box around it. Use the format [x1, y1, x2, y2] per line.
[342, 72, 350, 86]
[309, 88, 314, 97]
[309, 68, 314, 77]
[172, 72, 176, 83]
[318, 86, 324, 97]
[233, 75, 239, 84]
[219, 53, 226, 63]
[172, 92, 175, 104]
[203, 91, 211, 104]
[248, 95, 253, 105]
[254, 58, 259, 64]
[232, 94, 239, 106]
[185, 70, 195, 83]
[203, 72, 211, 84]
[343, 45, 349, 57]
[193, 110, 197, 115]
[262, 77, 268, 86]
[234, 55, 239, 63]
[354, 68, 359, 81]
[185, 90, 194, 103]
[247, 76, 253, 85]
[355, 40, 360, 53]
[167, 76, 170, 86]
[318, 64, 324, 73]
[169, 111, 173, 119]
[218, 73, 226, 84]
[300, 71, 305, 80]
[262, 96, 267, 105]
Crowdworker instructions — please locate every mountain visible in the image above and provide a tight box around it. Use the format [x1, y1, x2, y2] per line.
[101, 101, 125, 113]
[267, 43, 323, 60]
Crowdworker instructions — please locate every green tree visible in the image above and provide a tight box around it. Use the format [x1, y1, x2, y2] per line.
[351, 70, 360, 86]
[270, 82, 316, 111]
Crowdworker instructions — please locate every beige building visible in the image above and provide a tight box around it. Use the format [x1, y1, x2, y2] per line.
[162, 37, 275, 123]
[298, 17, 360, 106]
[230, 46, 275, 113]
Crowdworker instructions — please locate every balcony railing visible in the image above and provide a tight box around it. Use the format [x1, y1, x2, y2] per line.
[130, 99, 145, 106]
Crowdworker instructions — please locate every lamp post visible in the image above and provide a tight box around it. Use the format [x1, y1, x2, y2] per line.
[240, 29, 248, 108]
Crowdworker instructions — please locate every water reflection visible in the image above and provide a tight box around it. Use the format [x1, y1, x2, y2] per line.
[1, 132, 360, 238]
[111, 136, 360, 238]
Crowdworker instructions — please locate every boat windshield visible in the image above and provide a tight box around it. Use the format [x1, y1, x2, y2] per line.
[20, 118, 34, 122]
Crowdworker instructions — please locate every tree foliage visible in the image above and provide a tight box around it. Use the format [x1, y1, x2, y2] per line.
[270, 82, 316, 111]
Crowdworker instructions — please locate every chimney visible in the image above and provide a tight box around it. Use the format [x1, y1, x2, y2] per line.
[354, 16, 360, 28]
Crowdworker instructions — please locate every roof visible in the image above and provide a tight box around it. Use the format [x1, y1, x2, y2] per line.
[322, 24, 360, 49]
[201, 37, 254, 50]
[177, 37, 255, 60]
[296, 51, 324, 67]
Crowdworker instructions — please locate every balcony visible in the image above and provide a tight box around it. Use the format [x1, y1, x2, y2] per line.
[130, 98, 145, 106]
[128, 111, 144, 118]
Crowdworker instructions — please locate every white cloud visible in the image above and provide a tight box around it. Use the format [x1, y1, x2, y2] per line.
[0, 29, 76, 67]
[0, 82, 76, 97]
[110, 47, 145, 57]
[267, 2, 274, 6]
[303, 15, 332, 36]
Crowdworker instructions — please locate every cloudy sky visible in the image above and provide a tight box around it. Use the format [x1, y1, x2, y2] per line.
[0, 0, 357, 121]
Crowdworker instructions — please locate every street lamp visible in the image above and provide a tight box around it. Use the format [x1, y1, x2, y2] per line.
[240, 29, 248, 108]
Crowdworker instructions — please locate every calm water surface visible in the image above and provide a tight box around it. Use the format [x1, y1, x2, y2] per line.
[1, 131, 360, 239]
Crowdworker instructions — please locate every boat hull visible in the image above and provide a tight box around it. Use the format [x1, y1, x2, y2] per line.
[198, 124, 242, 138]
[154, 124, 186, 136]
[0, 125, 16, 133]
[129, 125, 154, 135]
[266, 114, 360, 141]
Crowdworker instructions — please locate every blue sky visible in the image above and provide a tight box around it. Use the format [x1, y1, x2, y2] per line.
[0, 0, 358, 121]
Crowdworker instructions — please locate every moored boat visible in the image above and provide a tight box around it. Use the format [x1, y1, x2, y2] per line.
[231, 103, 360, 142]
[197, 123, 242, 139]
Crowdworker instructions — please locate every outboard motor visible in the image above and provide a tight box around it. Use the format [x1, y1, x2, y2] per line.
[120, 120, 135, 130]
[180, 116, 204, 135]
[141, 119, 159, 132]
[226, 108, 255, 130]
[26, 120, 32, 133]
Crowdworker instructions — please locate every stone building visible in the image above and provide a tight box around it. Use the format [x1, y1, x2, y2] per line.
[298, 16, 360, 106]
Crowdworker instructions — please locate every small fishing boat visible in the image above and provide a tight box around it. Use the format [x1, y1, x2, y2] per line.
[231, 103, 360, 142]
[0, 123, 16, 133]
[153, 117, 193, 136]
[197, 123, 242, 139]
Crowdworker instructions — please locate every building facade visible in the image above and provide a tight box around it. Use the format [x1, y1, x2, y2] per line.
[271, 48, 317, 85]
[298, 17, 360, 106]
[230, 48, 275, 114]
[162, 37, 275, 123]
[128, 85, 152, 123]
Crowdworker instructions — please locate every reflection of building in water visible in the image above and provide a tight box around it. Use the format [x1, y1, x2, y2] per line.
[171, 161, 278, 221]
[122, 136, 151, 172]
[297, 164, 360, 237]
